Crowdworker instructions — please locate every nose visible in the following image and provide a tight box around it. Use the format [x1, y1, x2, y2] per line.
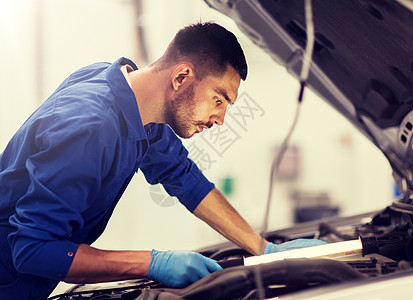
[212, 108, 226, 126]
[214, 117, 224, 126]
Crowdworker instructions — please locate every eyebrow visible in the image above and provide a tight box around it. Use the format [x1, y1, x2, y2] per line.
[216, 88, 234, 105]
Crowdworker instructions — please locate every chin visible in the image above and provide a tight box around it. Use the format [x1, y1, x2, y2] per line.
[175, 129, 195, 139]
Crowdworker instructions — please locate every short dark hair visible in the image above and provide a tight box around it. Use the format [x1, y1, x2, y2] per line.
[156, 22, 247, 81]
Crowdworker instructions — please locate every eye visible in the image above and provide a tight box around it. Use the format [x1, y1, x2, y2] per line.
[215, 97, 223, 105]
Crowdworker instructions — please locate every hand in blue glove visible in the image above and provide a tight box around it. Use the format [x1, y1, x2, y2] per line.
[264, 238, 326, 254]
[147, 249, 223, 288]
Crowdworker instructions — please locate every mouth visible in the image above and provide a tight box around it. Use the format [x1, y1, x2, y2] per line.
[196, 122, 213, 134]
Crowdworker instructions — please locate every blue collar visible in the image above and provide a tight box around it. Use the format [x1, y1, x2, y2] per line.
[106, 57, 147, 141]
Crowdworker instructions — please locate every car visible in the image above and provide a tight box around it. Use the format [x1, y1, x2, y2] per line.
[50, 0, 413, 299]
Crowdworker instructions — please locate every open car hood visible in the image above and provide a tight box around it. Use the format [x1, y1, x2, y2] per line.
[204, 0, 413, 203]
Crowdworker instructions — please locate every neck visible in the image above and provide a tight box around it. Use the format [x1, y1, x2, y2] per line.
[128, 66, 167, 126]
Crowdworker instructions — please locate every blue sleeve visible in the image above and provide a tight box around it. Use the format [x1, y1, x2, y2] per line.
[8, 114, 109, 280]
[140, 124, 214, 212]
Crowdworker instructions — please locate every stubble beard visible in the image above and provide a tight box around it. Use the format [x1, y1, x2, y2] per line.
[164, 84, 197, 139]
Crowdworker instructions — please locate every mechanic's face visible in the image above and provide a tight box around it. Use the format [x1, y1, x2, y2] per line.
[165, 66, 241, 139]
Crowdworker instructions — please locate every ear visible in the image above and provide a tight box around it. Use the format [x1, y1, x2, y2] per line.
[170, 63, 195, 91]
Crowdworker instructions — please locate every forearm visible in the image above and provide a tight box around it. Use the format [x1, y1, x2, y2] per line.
[65, 244, 151, 284]
[193, 188, 267, 256]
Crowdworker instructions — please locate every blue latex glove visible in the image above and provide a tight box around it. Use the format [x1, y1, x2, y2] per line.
[147, 249, 223, 288]
[264, 238, 326, 254]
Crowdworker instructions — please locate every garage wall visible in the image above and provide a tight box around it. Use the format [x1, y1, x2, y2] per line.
[0, 0, 38, 151]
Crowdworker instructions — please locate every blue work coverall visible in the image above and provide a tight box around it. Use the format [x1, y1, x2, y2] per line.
[0, 57, 214, 299]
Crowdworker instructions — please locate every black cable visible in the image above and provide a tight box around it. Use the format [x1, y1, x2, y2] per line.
[254, 0, 315, 298]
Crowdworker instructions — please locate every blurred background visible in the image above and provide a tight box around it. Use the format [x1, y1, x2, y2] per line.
[0, 0, 393, 294]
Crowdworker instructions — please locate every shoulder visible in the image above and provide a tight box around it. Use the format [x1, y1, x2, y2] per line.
[27, 88, 121, 153]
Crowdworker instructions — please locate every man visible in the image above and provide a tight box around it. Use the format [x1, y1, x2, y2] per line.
[0, 22, 323, 299]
